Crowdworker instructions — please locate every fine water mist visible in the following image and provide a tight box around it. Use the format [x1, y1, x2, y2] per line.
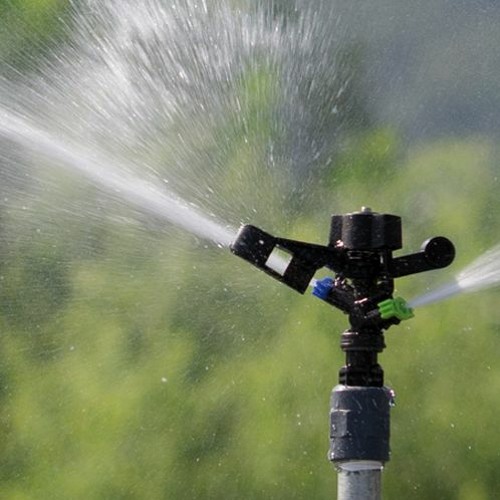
[0, 0, 351, 247]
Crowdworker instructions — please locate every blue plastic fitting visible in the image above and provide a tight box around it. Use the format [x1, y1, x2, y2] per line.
[312, 276, 334, 300]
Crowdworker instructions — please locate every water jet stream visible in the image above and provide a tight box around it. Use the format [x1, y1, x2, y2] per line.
[0, 106, 235, 247]
[409, 244, 500, 308]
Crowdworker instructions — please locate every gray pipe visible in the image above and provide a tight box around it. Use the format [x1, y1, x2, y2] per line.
[337, 461, 383, 500]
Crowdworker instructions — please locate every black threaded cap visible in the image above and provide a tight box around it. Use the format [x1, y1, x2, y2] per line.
[329, 209, 402, 250]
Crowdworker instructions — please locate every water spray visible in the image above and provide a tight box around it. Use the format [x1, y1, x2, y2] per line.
[409, 243, 500, 308]
[230, 207, 455, 500]
[0, 107, 235, 247]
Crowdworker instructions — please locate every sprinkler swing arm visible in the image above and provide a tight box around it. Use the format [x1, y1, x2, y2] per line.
[230, 208, 455, 500]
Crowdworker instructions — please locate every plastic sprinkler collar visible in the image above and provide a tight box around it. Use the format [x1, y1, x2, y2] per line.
[230, 207, 455, 387]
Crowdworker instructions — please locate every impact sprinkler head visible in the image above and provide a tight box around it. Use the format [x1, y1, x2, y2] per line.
[231, 208, 455, 474]
[231, 208, 455, 386]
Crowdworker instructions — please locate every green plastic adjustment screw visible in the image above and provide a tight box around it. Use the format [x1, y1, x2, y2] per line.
[378, 297, 415, 321]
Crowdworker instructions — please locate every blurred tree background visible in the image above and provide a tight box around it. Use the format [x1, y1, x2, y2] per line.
[1, 1, 500, 499]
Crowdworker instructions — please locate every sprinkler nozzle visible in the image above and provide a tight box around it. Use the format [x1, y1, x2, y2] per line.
[378, 297, 414, 321]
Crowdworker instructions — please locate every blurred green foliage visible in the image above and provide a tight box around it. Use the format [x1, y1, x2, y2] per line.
[0, 0, 69, 69]
[2, 2, 500, 500]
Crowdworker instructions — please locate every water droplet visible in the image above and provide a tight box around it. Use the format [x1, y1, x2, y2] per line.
[389, 395, 396, 407]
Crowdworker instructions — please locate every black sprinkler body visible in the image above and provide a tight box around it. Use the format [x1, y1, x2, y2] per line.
[232, 210, 453, 290]
[231, 208, 455, 355]
[230, 207, 455, 470]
